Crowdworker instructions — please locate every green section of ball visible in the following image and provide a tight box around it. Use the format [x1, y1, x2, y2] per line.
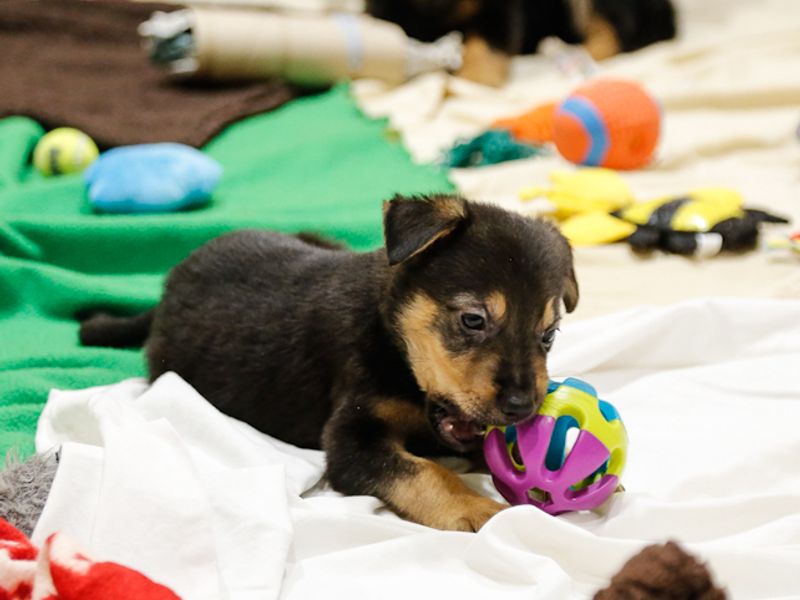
[32, 127, 99, 176]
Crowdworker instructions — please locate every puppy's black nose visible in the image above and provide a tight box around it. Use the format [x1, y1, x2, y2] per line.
[498, 392, 534, 421]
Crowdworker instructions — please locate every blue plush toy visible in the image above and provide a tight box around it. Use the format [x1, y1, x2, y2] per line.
[84, 143, 222, 213]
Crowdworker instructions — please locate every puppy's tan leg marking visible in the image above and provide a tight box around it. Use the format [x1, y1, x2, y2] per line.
[387, 448, 506, 531]
[452, 0, 481, 22]
[372, 399, 427, 436]
[368, 401, 504, 530]
[458, 36, 511, 87]
[583, 14, 622, 60]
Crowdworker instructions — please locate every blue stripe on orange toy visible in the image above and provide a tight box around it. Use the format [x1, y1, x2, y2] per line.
[557, 97, 610, 166]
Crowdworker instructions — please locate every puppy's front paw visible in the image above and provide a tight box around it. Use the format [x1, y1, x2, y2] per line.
[380, 454, 508, 532]
[448, 496, 506, 532]
[458, 36, 510, 87]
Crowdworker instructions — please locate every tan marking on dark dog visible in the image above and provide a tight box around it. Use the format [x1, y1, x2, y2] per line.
[533, 353, 549, 402]
[372, 399, 427, 436]
[380, 196, 465, 223]
[383, 196, 467, 263]
[386, 450, 506, 531]
[409, 225, 459, 261]
[533, 298, 556, 401]
[451, 0, 481, 23]
[458, 36, 511, 87]
[583, 14, 622, 60]
[486, 290, 507, 323]
[537, 297, 558, 333]
[397, 294, 498, 418]
[433, 195, 467, 222]
[563, 268, 579, 313]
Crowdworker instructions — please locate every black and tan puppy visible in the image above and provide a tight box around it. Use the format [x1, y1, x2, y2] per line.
[366, 0, 677, 85]
[80, 195, 578, 531]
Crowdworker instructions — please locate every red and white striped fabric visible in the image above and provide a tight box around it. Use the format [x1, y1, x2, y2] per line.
[0, 518, 180, 600]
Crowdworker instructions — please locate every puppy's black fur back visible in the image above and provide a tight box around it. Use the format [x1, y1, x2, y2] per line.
[145, 231, 411, 448]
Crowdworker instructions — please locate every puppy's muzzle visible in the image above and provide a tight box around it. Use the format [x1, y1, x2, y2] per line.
[497, 389, 535, 422]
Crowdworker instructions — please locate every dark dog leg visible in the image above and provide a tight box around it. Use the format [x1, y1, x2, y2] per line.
[79, 310, 154, 348]
[323, 396, 505, 531]
[385, 454, 506, 531]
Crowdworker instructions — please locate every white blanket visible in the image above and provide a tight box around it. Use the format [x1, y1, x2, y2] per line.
[33, 298, 800, 599]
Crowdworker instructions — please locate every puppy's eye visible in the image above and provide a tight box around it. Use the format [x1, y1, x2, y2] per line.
[461, 313, 486, 331]
[541, 328, 558, 351]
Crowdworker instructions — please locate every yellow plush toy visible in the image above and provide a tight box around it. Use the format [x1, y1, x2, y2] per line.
[520, 168, 637, 246]
[520, 168, 634, 220]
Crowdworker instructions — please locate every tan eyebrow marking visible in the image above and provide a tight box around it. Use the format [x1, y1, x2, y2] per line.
[486, 291, 507, 322]
[537, 297, 558, 333]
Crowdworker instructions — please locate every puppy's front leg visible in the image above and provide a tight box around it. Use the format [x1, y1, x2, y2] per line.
[323, 398, 506, 532]
[387, 453, 507, 531]
[458, 36, 511, 87]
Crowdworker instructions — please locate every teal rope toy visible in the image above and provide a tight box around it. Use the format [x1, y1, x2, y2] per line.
[443, 130, 547, 168]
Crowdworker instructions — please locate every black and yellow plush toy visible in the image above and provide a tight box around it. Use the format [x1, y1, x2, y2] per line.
[619, 188, 789, 256]
[521, 169, 789, 257]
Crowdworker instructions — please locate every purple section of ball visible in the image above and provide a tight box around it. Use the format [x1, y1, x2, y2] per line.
[484, 416, 618, 515]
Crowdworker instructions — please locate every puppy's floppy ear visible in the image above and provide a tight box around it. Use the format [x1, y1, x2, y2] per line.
[563, 264, 579, 313]
[383, 195, 467, 266]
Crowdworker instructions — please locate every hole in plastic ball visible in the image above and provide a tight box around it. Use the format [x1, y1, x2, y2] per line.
[509, 441, 525, 470]
[527, 487, 551, 504]
[545, 415, 580, 470]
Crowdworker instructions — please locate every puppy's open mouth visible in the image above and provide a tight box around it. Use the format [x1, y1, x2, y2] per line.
[429, 400, 487, 452]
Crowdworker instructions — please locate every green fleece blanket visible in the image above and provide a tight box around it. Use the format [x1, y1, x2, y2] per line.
[0, 86, 452, 458]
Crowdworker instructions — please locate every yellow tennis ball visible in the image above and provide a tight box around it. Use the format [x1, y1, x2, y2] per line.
[33, 127, 99, 176]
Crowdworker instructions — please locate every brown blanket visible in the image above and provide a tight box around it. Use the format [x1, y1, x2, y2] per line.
[0, 0, 298, 148]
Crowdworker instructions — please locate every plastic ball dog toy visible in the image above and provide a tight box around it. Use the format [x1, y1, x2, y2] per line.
[484, 378, 628, 515]
[553, 78, 660, 170]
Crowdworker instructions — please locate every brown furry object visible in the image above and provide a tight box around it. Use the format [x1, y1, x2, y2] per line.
[595, 541, 727, 600]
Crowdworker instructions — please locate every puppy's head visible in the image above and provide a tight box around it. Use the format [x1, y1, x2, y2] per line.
[383, 194, 578, 452]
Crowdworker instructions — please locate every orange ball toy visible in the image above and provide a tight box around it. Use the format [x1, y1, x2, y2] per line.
[553, 78, 661, 170]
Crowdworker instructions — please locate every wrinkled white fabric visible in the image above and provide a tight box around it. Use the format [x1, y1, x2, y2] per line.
[34, 298, 800, 599]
